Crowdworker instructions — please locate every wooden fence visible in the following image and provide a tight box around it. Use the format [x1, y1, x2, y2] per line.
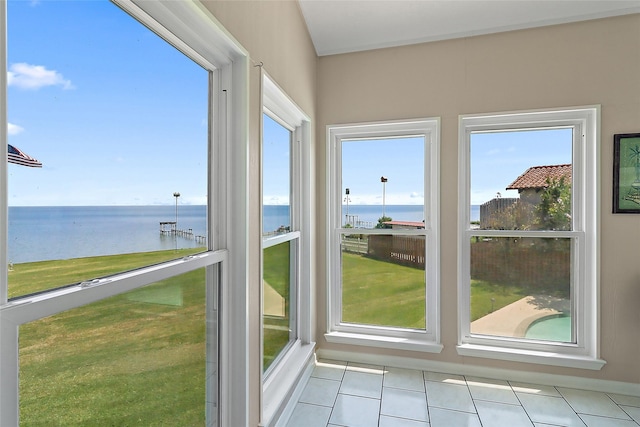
[367, 235, 425, 269]
[480, 198, 518, 228]
[470, 240, 570, 289]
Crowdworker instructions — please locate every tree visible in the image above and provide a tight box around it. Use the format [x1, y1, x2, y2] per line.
[535, 176, 571, 231]
[485, 201, 534, 231]
[375, 216, 392, 229]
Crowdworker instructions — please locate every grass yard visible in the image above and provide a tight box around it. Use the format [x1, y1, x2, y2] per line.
[341, 253, 528, 328]
[263, 241, 292, 370]
[12, 249, 209, 426]
[12, 245, 534, 424]
[9, 247, 204, 298]
[470, 280, 527, 321]
[342, 252, 426, 329]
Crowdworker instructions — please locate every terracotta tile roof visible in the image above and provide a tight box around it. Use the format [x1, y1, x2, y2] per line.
[383, 220, 425, 228]
[506, 164, 571, 190]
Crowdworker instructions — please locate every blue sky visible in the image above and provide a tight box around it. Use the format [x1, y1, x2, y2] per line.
[339, 129, 572, 206]
[342, 136, 425, 206]
[470, 128, 572, 205]
[7, 1, 208, 206]
[262, 114, 291, 205]
[7, 2, 573, 208]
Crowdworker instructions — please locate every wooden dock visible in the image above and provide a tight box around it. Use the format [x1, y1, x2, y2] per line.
[160, 221, 206, 244]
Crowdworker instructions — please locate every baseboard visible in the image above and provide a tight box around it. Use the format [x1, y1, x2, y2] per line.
[317, 348, 640, 397]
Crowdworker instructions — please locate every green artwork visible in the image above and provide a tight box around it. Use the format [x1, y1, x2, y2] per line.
[615, 135, 640, 212]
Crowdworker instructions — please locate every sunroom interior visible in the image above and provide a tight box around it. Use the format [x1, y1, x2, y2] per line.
[1, 1, 640, 426]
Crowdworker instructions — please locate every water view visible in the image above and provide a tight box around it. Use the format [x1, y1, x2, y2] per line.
[8, 205, 207, 263]
[9, 204, 481, 264]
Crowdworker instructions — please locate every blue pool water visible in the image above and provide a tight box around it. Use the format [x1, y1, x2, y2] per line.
[525, 315, 571, 342]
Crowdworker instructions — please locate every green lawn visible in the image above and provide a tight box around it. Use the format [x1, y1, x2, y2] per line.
[342, 252, 426, 329]
[13, 248, 208, 426]
[341, 252, 527, 327]
[12, 247, 529, 424]
[9, 247, 204, 298]
[263, 242, 292, 371]
[470, 280, 527, 321]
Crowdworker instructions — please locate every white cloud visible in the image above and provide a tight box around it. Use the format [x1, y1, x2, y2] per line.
[347, 193, 423, 205]
[263, 195, 290, 205]
[8, 122, 24, 135]
[8, 63, 73, 90]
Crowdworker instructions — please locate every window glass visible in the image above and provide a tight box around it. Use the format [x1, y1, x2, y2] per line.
[263, 240, 293, 371]
[341, 137, 424, 228]
[341, 234, 426, 329]
[7, 1, 208, 298]
[338, 136, 428, 330]
[262, 112, 296, 373]
[469, 236, 572, 342]
[19, 269, 209, 425]
[467, 128, 576, 343]
[471, 129, 573, 231]
[262, 114, 291, 235]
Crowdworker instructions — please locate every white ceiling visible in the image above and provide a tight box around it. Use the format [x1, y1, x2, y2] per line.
[298, 0, 640, 56]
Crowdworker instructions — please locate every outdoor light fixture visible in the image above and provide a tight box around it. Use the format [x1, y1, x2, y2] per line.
[173, 192, 180, 226]
[380, 176, 388, 217]
[344, 188, 351, 214]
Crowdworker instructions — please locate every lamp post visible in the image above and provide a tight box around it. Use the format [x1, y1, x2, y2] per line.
[344, 188, 351, 225]
[380, 176, 388, 217]
[173, 192, 180, 228]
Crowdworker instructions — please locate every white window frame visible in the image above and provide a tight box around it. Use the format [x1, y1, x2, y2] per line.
[0, 1, 251, 425]
[260, 72, 314, 426]
[457, 106, 605, 370]
[261, 113, 300, 375]
[325, 119, 442, 354]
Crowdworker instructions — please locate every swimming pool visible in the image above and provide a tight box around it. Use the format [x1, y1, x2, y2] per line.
[524, 314, 572, 342]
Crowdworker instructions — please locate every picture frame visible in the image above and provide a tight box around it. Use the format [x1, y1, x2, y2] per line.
[613, 133, 640, 213]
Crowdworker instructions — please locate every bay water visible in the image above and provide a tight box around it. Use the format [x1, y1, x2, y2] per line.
[8, 204, 480, 263]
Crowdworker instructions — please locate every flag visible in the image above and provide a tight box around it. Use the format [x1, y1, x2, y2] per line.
[8, 144, 42, 167]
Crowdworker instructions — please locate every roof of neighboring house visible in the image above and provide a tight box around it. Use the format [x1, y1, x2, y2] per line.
[506, 164, 571, 190]
[383, 220, 425, 228]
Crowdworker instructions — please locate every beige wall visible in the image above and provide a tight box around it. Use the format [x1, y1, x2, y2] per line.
[199, 4, 639, 423]
[200, 1, 317, 425]
[316, 14, 640, 384]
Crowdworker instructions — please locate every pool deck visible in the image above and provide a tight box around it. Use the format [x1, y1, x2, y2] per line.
[471, 295, 570, 337]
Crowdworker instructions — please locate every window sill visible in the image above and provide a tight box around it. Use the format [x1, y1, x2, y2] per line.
[325, 331, 443, 353]
[263, 341, 315, 426]
[456, 343, 606, 370]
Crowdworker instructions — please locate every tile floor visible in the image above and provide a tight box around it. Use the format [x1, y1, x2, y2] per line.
[283, 360, 640, 427]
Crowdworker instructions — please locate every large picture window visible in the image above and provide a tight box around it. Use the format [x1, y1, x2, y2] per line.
[1, 1, 249, 425]
[6, 1, 208, 300]
[260, 72, 313, 425]
[326, 119, 441, 352]
[457, 107, 603, 369]
[262, 112, 297, 373]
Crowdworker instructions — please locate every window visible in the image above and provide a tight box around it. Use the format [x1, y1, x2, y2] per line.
[7, 0, 208, 300]
[18, 268, 212, 425]
[261, 73, 313, 424]
[457, 106, 604, 369]
[326, 119, 441, 352]
[1, 1, 249, 425]
[262, 113, 297, 373]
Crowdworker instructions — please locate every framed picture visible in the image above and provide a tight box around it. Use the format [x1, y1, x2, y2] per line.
[613, 133, 640, 213]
